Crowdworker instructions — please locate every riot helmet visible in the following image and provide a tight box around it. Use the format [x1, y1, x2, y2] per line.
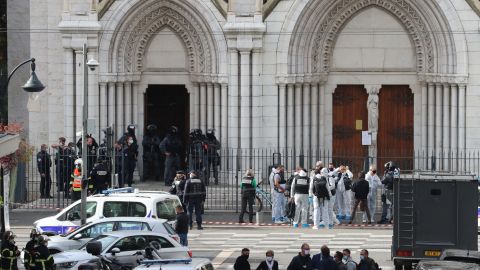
[384, 161, 396, 171]
[127, 125, 135, 135]
[30, 228, 40, 240]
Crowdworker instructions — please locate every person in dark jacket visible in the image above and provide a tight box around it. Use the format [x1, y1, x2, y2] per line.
[239, 169, 257, 223]
[24, 229, 40, 270]
[234, 248, 251, 270]
[312, 245, 338, 270]
[256, 250, 279, 270]
[37, 144, 52, 198]
[349, 172, 371, 224]
[160, 126, 182, 186]
[287, 243, 312, 270]
[357, 250, 377, 270]
[183, 170, 207, 230]
[1, 231, 19, 270]
[34, 235, 54, 270]
[334, 251, 347, 270]
[175, 205, 189, 246]
[89, 160, 110, 194]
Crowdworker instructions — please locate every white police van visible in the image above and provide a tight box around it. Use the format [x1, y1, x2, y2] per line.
[34, 188, 182, 235]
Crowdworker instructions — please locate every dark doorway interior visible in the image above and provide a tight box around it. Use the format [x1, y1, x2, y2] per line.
[145, 85, 189, 181]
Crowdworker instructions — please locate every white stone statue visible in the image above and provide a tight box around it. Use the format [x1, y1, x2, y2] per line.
[367, 87, 379, 159]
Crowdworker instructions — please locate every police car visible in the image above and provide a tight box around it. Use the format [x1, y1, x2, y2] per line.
[34, 188, 182, 235]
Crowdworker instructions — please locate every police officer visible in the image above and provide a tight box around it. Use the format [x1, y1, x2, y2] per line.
[24, 229, 40, 270]
[76, 135, 99, 175]
[89, 158, 110, 194]
[379, 161, 399, 224]
[117, 125, 139, 187]
[160, 126, 182, 186]
[238, 169, 257, 224]
[1, 231, 19, 270]
[142, 124, 161, 181]
[70, 158, 83, 201]
[183, 170, 206, 230]
[53, 137, 67, 192]
[205, 129, 220, 185]
[188, 129, 207, 183]
[34, 236, 54, 270]
[291, 168, 310, 228]
[309, 168, 331, 229]
[37, 144, 52, 199]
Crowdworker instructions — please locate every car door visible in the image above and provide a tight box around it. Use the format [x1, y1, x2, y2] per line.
[68, 221, 115, 250]
[105, 236, 143, 268]
[60, 202, 97, 234]
[146, 235, 186, 259]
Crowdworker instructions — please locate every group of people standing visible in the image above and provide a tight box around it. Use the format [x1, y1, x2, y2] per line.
[264, 160, 399, 227]
[0, 230, 53, 270]
[234, 244, 379, 270]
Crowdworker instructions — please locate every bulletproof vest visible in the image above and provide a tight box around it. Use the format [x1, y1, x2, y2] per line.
[93, 164, 108, 182]
[273, 172, 286, 192]
[313, 176, 330, 199]
[294, 176, 310, 194]
[241, 176, 255, 195]
[383, 172, 394, 190]
[189, 178, 203, 198]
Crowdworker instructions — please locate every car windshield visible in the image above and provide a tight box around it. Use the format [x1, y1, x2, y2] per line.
[156, 199, 180, 221]
[80, 235, 119, 252]
[63, 221, 93, 237]
[162, 223, 176, 235]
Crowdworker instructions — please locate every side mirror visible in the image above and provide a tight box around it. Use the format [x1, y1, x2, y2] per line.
[73, 234, 83, 240]
[110, 248, 120, 255]
[86, 241, 102, 256]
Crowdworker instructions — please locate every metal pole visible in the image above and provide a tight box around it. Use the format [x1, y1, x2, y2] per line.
[0, 165, 5, 234]
[81, 43, 88, 225]
[111, 124, 116, 189]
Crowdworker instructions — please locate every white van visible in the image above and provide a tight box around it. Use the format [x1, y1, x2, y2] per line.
[34, 189, 182, 235]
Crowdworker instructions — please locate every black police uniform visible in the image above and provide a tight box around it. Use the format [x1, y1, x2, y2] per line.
[183, 176, 206, 229]
[36, 150, 52, 198]
[205, 134, 220, 185]
[117, 133, 138, 187]
[238, 176, 256, 223]
[76, 137, 99, 174]
[160, 132, 182, 186]
[142, 130, 161, 180]
[89, 162, 110, 194]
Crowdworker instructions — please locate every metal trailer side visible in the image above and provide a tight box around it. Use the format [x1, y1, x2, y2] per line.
[392, 173, 478, 270]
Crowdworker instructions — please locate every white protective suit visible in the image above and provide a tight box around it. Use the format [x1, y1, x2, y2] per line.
[309, 169, 331, 228]
[291, 170, 310, 226]
[364, 171, 382, 222]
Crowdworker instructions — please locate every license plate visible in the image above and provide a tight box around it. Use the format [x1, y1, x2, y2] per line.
[424, 250, 441, 257]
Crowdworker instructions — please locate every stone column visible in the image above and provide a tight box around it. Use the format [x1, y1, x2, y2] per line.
[228, 49, 239, 149]
[190, 83, 199, 129]
[311, 83, 319, 149]
[450, 84, 458, 171]
[420, 83, 428, 156]
[303, 83, 311, 165]
[442, 83, 450, 169]
[252, 50, 262, 149]
[221, 84, 228, 148]
[200, 83, 207, 131]
[137, 86, 145, 180]
[458, 84, 466, 171]
[435, 83, 443, 168]
[207, 83, 214, 130]
[88, 51, 99, 127]
[287, 84, 294, 150]
[214, 83, 221, 138]
[319, 84, 326, 149]
[75, 50, 83, 141]
[124, 82, 132, 127]
[99, 82, 107, 140]
[427, 83, 435, 159]
[240, 51, 251, 150]
[295, 84, 302, 152]
[64, 49, 75, 141]
[116, 82, 124, 136]
[367, 86, 380, 163]
[278, 84, 287, 150]
[133, 82, 139, 128]
[108, 82, 115, 128]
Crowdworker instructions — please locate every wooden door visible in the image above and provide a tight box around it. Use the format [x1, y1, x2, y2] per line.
[377, 85, 413, 172]
[332, 85, 368, 175]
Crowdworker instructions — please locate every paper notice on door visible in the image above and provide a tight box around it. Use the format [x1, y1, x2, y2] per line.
[362, 131, 372, 146]
[355, 120, 362, 130]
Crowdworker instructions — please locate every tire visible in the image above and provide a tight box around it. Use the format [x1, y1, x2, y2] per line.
[254, 196, 263, 213]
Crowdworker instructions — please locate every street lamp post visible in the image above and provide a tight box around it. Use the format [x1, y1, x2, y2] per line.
[1, 58, 45, 234]
[80, 44, 99, 225]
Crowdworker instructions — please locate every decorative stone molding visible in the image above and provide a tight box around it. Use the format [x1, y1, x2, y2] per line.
[213, 0, 281, 19]
[311, 0, 434, 74]
[417, 73, 469, 85]
[114, 1, 216, 75]
[466, 0, 480, 17]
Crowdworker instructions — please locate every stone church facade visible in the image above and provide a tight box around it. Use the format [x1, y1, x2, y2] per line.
[7, 0, 480, 172]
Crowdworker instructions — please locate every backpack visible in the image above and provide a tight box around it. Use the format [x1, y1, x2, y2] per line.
[313, 176, 330, 199]
[343, 176, 352, 191]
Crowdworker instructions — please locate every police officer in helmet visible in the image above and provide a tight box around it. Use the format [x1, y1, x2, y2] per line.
[117, 125, 139, 187]
[160, 126, 182, 186]
[142, 124, 161, 181]
[205, 129, 220, 185]
[379, 161, 399, 224]
[183, 170, 206, 230]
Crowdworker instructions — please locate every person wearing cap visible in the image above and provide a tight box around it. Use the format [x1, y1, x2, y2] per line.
[183, 170, 206, 229]
[34, 236, 54, 270]
[89, 159, 110, 194]
[36, 144, 52, 199]
[24, 229, 40, 270]
[1, 231, 19, 270]
[238, 169, 257, 223]
[170, 170, 187, 210]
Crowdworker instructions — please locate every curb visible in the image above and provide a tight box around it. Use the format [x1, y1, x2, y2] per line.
[203, 221, 393, 229]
